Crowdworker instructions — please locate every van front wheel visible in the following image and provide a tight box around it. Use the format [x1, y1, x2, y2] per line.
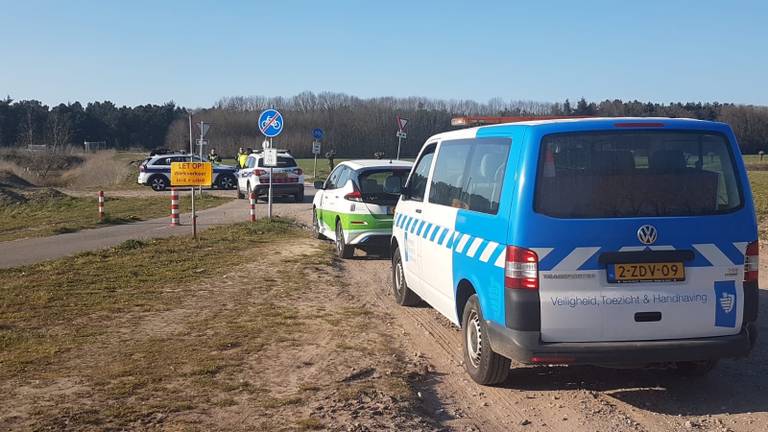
[462, 294, 510, 385]
[391, 246, 421, 306]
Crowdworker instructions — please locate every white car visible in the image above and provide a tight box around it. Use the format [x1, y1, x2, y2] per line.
[312, 159, 412, 258]
[236, 150, 305, 202]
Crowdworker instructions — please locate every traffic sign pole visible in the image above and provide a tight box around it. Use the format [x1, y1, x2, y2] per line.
[396, 117, 408, 159]
[268, 137, 273, 220]
[258, 109, 283, 221]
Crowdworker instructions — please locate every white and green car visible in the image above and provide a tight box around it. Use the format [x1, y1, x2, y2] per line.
[312, 160, 413, 258]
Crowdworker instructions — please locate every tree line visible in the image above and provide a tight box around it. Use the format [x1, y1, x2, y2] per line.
[2, 93, 767, 158]
[0, 97, 182, 152]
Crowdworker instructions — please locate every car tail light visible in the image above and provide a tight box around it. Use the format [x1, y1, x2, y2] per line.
[253, 169, 267, 176]
[745, 241, 759, 282]
[292, 168, 303, 175]
[344, 191, 363, 202]
[505, 246, 539, 289]
[139, 165, 145, 172]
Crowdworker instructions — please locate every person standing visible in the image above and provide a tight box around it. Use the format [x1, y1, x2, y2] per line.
[208, 147, 222, 163]
[238, 148, 250, 169]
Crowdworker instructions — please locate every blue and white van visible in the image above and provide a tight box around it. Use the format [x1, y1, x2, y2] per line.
[391, 118, 759, 385]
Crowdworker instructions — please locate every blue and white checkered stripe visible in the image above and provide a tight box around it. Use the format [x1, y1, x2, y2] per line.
[394, 213, 747, 271]
[394, 213, 554, 269]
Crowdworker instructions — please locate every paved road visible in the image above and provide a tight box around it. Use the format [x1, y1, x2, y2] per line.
[0, 188, 315, 269]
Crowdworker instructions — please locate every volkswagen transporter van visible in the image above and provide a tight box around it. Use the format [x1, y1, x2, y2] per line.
[390, 118, 759, 385]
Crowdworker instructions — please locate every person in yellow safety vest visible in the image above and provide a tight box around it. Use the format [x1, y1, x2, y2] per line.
[238, 148, 250, 169]
[235, 147, 245, 167]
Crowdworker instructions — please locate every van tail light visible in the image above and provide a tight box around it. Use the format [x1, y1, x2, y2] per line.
[505, 246, 539, 289]
[253, 169, 267, 176]
[292, 168, 304, 175]
[344, 191, 363, 202]
[745, 241, 759, 283]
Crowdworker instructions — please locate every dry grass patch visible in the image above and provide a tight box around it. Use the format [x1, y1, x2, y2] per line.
[0, 219, 437, 431]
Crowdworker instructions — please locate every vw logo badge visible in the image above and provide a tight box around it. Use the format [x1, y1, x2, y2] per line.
[637, 225, 658, 245]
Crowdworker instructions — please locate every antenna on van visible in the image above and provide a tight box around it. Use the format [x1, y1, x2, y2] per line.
[450, 116, 589, 127]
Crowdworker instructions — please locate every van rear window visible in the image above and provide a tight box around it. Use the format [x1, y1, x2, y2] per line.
[534, 131, 742, 218]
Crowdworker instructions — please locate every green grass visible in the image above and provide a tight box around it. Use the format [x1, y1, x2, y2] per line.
[0, 219, 301, 428]
[749, 171, 768, 239]
[0, 193, 229, 242]
[295, 157, 348, 181]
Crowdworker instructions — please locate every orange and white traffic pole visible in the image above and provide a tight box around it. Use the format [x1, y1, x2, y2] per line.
[170, 188, 180, 226]
[98, 191, 105, 220]
[249, 192, 256, 222]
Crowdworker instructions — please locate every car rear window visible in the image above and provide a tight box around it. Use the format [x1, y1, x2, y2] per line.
[534, 131, 743, 218]
[257, 156, 297, 168]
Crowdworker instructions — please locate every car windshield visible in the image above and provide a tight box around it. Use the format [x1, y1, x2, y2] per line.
[534, 131, 743, 218]
[257, 156, 297, 168]
[357, 168, 410, 205]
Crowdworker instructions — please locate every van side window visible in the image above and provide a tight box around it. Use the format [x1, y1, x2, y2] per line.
[429, 141, 473, 208]
[462, 139, 511, 214]
[429, 138, 511, 214]
[406, 145, 436, 201]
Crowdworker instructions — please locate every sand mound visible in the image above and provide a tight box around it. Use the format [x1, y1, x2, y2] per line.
[0, 170, 34, 188]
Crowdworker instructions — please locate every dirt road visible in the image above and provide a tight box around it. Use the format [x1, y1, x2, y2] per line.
[282, 198, 768, 431]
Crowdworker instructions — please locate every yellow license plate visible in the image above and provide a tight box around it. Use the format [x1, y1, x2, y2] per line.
[273, 172, 287, 178]
[609, 262, 685, 283]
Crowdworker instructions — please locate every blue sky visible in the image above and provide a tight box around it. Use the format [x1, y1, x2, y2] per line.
[1, 0, 766, 107]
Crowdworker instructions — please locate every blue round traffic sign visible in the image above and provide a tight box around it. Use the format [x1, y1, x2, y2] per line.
[312, 128, 324, 140]
[258, 109, 284, 137]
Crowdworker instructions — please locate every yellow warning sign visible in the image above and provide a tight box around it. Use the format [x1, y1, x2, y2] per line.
[171, 162, 212, 187]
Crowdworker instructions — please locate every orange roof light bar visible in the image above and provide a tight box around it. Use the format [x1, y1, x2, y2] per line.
[451, 115, 589, 127]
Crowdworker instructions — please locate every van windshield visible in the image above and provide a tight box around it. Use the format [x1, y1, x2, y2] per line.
[534, 131, 742, 218]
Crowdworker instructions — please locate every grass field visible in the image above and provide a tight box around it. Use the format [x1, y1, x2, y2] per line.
[0, 219, 428, 430]
[0, 193, 228, 242]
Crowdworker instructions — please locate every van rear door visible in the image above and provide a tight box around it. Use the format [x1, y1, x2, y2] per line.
[530, 130, 753, 343]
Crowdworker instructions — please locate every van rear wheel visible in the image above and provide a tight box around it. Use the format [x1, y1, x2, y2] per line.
[462, 294, 510, 385]
[391, 246, 421, 306]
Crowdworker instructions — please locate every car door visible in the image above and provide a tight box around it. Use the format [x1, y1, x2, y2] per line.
[237, 155, 256, 192]
[397, 144, 437, 295]
[317, 165, 344, 236]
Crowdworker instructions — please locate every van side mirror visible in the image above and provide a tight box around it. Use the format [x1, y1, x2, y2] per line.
[313, 180, 324, 190]
[400, 183, 410, 200]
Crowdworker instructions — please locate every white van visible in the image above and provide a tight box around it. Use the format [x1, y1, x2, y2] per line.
[391, 118, 759, 385]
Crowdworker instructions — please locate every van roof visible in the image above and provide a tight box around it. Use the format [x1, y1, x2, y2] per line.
[428, 117, 726, 142]
[341, 159, 413, 170]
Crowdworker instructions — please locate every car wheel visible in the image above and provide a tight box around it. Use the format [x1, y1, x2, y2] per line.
[312, 208, 323, 239]
[673, 360, 718, 377]
[217, 174, 237, 190]
[149, 175, 169, 192]
[391, 246, 421, 306]
[295, 188, 304, 203]
[462, 294, 511, 385]
[335, 220, 354, 259]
